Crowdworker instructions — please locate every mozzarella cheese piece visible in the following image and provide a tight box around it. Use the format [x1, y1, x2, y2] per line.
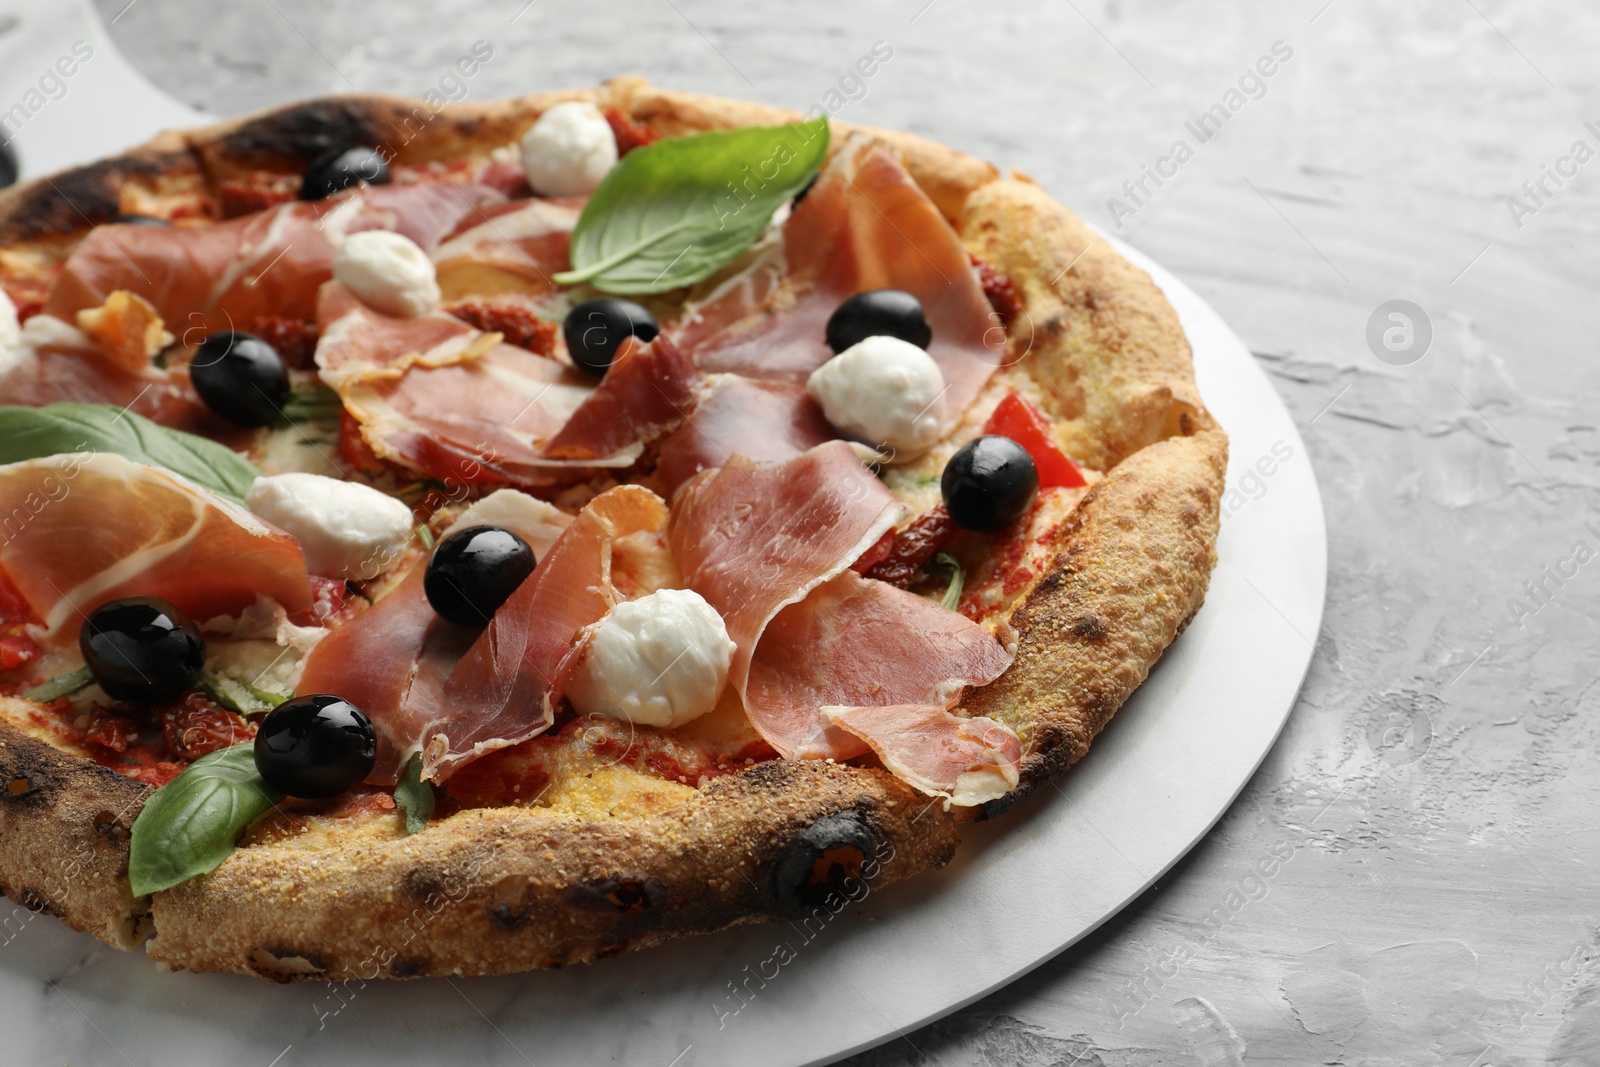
[245, 472, 414, 580]
[805, 335, 946, 461]
[0, 289, 22, 381]
[567, 588, 735, 729]
[520, 101, 618, 197]
[331, 230, 441, 318]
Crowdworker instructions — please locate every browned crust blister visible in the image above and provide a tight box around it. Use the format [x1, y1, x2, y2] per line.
[0, 80, 1226, 978]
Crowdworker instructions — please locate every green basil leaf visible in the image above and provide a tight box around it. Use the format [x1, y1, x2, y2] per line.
[932, 552, 965, 611]
[128, 743, 282, 896]
[553, 117, 829, 294]
[22, 665, 93, 702]
[0, 402, 262, 502]
[394, 752, 434, 836]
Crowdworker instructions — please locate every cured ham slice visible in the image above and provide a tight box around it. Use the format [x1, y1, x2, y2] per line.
[677, 137, 1003, 422]
[314, 283, 609, 485]
[540, 335, 699, 462]
[668, 443, 908, 742]
[0, 314, 226, 432]
[431, 197, 581, 304]
[746, 569, 1012, 760]
[44, 181, 504, 333]
[0, 453, 310, 638]
[654, 376, 834, 497]
[424, 485, 668, 782]
[824, 704, 1021, 808]
[295, 490, 572, 783]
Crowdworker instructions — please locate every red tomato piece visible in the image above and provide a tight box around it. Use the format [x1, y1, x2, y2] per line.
[982, 392, 1087, 489]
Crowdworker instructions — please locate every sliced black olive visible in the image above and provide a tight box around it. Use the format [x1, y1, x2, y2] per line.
[189, 331, 290, 427]
[424, 525, 536, 626]
[825, 289, 932, 354]
[78, 596, 205, 703]
[254, 695, 376, 799]
[0, 141, 15, 189]
[108, 213, 169, 226]
[299, 145, 391, 201]
[768, 812, 880, 914]
[561, 298, 660, 378]
[941, 435, 1039, 533]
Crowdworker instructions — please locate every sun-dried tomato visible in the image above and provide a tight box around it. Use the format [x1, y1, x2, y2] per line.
[85, 707, 138, 753]
[969, 252, 1022, 327]
[863, 507, 958, 588]
[445, 301, 558, 357]
[160, 693, 256, 761]
[218, 180, 297, 219]
[248, 315, 320, 369]
[604, 108, 660, 156]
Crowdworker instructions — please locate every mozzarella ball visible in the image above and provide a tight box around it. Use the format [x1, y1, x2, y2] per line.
[520, 101, 618, 197]
[246, 472, 414, 580]
[806, 335, 946, 460]
[567, 588, 734, 729]
[331, 230, 441, 318]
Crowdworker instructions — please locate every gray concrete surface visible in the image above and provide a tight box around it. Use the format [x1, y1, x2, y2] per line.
[93, 1, 1600, 1063]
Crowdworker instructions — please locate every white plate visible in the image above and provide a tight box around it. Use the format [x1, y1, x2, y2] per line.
[0, 4, 1326, 1065]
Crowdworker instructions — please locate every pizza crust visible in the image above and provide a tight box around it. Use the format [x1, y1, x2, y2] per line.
[0, 80, 1226, 977]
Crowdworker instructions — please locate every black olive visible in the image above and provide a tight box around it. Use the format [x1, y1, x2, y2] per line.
[0, 141, 15, 189]
[78, 596, 205, 703]
[254, 695, 377, 799]
[108, 213, 169, 226]
[561, 298, 660, 378]
[768, 812, 880, 914]
[824, 289, 932, 354]
[189, 331, 290, 427]
[299, 145, 391, 201]
[424, 525, 536, 626]
[941, 435, 1039, 533]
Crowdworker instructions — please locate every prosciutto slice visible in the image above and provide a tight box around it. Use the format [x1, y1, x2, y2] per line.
[824, 704, 1021, 808]
[540, 335, 699, 462]
[295, 490, 572, 783]
[431, 197, 581, 303]
[676, 136, 1003, 422]
[313, 283, 608, 485]
[668, 443, 907, 743]
[0, 314, 236, 439]
[44, 181, 504, 333]
[424, 485, 668, 782]
[654, 376, 834, 497]
[746, 569, 1012, 760]
[0, 453, 310, 637]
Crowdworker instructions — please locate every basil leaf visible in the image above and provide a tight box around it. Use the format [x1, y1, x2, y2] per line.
[0, 402, 261, 502]
[22, 665, 93, 702]
[553, 117, 829, 294]
[128, 743, 282, 896]
[932, 552, 965, 611]
[394, 753, 434, 836]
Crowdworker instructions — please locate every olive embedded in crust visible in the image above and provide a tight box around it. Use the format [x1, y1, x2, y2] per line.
[767, 811, 881, 914]
[299, 145, 391, 201]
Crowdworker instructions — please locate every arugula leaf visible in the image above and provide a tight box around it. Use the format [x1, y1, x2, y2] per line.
[0, 403, 261, 502]
[128, 744, 282, 896]
[22, 665, 93, 702]
[394, 753, 434, 836]
[931, 552, 965, 611]
[553, 117, 829, 294]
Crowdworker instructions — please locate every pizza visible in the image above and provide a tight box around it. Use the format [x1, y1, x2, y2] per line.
[0, 77, 1225, 980]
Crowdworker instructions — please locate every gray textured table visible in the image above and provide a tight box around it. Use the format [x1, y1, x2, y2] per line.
[92, 1, 1600, 1064]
